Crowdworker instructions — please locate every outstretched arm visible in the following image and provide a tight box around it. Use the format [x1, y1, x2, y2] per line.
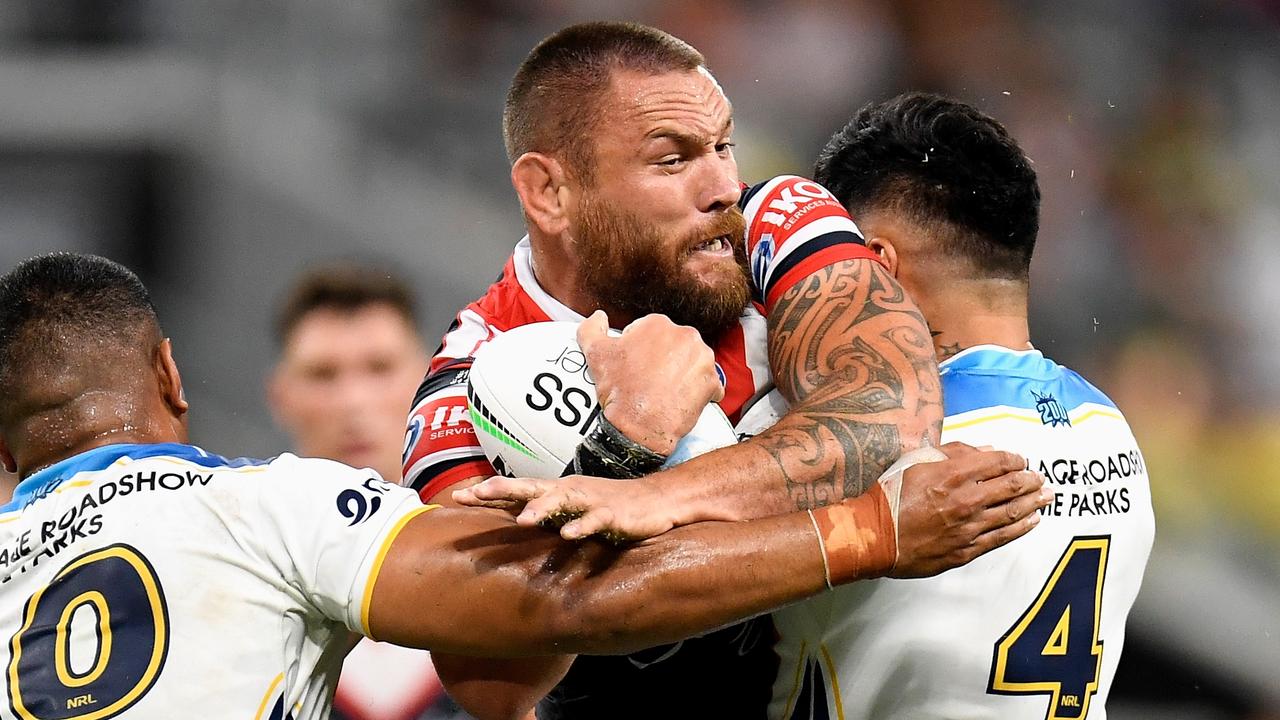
[373, 447, 1045, 657]
[458, 175, 947, 534]
[368, 504, 828, 658]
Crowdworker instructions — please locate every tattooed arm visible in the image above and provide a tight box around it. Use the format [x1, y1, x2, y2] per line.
[758, 258, 942, 506]
[637, 257, 942, 520]
[458, 255, 947, 532]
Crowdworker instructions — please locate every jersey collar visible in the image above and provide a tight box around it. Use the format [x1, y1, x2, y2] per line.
[3, 443, 266, 513]
[513, 236, 586, 323]
[939, 344, 1046, 377]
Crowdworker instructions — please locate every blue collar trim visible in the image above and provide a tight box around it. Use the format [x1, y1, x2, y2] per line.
[3, 443, 270, 513]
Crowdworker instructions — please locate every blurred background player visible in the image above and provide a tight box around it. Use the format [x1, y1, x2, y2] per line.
[762, 92, 1155, 719]
[267, 263, 464, 720]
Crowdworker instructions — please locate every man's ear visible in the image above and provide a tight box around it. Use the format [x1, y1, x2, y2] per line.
[511, 152, 573, 236]
[0, 436, 15, 475]
[866, 236, 900, 277]
[155, 338, 190, 419]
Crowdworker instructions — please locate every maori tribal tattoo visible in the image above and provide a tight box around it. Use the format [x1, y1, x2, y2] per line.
[761, 259, 943, 510]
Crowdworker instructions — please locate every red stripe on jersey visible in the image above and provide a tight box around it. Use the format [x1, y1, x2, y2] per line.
[417, 459, 495, 503]
[764, 245, 882, 312]
[474, 256, 553, 331]
[714, 323, 756, 424]
[429, 257, 553, 375]
[402, 393, 481, 480]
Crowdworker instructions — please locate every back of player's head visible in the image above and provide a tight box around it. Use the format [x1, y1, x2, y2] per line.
[274, 263, 419, 347]
[814, 92, 1040, 280]
[504, 21, 705, 182]
[0, 253, 160, 425]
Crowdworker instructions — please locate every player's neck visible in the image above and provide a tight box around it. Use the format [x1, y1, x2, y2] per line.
[918, 287, 1030, 362]
[13, 402, 187, 479]
[528, 240, 635, 326]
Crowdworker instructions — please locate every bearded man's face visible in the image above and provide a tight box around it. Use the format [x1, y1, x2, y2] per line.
[575, 189, 750, 339]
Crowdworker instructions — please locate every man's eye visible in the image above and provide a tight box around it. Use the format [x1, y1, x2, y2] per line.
[658, 155, 685, 167]
[715, 142, 736, 154]
[304, 367, 337, 383]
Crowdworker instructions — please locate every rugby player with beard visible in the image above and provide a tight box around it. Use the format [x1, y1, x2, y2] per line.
[402, 22, 1046, 720]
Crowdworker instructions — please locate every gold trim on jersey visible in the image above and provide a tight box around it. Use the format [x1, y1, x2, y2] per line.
[781, 640, 808, 717]
[359, 504, 441, 638]
[254, 672, 286, 720]
[9, 544, 167, 720]
[819, 643, 847, 720]
[0, 457, 272, 523]
[989, 536, 1109, 720]
[943, 404, 1125, 432]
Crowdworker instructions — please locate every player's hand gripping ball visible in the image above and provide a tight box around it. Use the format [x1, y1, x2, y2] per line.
[467, 320, 735, 480]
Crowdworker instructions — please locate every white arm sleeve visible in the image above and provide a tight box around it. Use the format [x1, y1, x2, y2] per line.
[250, 455, 435, 636]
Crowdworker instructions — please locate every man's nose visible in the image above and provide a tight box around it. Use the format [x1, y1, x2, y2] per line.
[699, 156, 741, 212]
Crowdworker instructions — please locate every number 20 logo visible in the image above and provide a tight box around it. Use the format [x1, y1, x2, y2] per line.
[988, 536, 1109, 720]
[8, 544, 169, 720]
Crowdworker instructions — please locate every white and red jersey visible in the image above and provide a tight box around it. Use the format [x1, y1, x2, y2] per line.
[402, 175, 878, 502]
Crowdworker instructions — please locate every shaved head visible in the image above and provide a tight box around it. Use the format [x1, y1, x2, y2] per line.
[0, 253, 183, 475]
[504, 21, 706, 182]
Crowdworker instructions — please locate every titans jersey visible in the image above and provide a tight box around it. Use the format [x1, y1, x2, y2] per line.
[400, 175, 876, 720]
[0, 443, 432, 720]
[767, 346, 1155, 720]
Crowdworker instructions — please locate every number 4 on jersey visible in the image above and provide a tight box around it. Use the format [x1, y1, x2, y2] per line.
[988, 536, 1110, 720]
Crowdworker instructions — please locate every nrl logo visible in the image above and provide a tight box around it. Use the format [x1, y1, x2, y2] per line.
[1032, 390, 1071, 427]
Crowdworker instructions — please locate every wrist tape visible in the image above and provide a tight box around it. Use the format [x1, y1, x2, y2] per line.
[809, 446, 947, 586]
[810, 485, 898, 586]
[574, 413, 668, 479]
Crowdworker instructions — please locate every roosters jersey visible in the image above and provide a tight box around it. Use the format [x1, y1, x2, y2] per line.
[402, 174, 876, 501]
[765, 346, 1155, 720]
[0, 443, 432, 720]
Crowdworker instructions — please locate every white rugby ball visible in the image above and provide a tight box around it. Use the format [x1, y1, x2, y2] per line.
[467, 320, 737, 479]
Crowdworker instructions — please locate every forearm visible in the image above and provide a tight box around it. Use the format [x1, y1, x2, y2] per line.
[368, 507, 827, 657]
[657, 258, 942, 522]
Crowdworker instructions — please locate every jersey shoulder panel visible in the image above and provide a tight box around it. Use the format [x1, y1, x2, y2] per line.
[939, 347, 1120, 422]
[429, 256, 552, 375]
[739, 175, 879, 312]
[406, 258, 550, 497]
[244, 453, 432, 635]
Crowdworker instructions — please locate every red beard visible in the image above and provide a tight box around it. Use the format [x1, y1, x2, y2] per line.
[575, 194, 751, 340]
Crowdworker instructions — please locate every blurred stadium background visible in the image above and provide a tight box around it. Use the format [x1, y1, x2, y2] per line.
[1, 1, 1277, 717]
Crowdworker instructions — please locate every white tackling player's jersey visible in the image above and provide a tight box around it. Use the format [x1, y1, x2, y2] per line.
[0, 443, 432, 720]
[756, 346, 1155, 720]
